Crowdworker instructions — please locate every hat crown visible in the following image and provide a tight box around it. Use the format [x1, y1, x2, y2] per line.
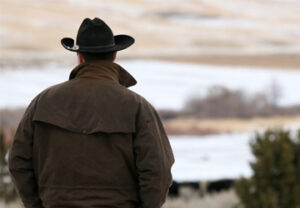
[76, 18, 115, 47]
[61, 17, 134, 53]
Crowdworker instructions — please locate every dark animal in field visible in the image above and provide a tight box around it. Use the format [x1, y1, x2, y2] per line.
[168, 181, 201, 197]
[169, 179, 234, 198]
[207, 179, 234, 193]
[168, 181, 179, 197]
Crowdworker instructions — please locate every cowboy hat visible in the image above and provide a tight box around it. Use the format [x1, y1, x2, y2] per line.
[61, 17, 134, 53]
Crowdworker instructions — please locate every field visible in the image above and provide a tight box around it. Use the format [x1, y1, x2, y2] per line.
[164, 116, 300, 135]
[1, 0, 300, 68]
[0, 190, 239, 208]
[1, 0, 300, 206]
[1, 59, 300, 182]
[164, 190, 238, 208]
[1, 60, 300, 110]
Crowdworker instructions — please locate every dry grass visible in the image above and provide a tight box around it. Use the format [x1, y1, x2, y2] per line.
[164, 115, 300, 135]
[1, 190, 239, 208]
[155, 54, 300, 70]
[164, 190, 239, 208]
[2, 107, 300, 137]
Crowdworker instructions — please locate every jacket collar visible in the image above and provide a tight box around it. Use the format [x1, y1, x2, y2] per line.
[69, 60, 137, 88]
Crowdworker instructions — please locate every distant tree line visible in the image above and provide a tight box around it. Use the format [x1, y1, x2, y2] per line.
[1, 84, 300, 124]
[159, 85, 300, 120]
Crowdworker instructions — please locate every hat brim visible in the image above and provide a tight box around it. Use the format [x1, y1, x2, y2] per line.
[61, 35, 134, 53]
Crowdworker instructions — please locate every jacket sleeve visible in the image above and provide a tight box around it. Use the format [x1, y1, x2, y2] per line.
[133, 99, 175, 208]
[8, 96, 43, 208]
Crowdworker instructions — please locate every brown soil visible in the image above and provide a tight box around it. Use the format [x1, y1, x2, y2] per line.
[152, 54, 300, 70]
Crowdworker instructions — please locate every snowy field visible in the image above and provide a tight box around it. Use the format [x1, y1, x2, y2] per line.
[1, 60, 300, 181]
[170, 122, 299, 182]
[169, 133, 254, 182]
[1, 60, 300, 110]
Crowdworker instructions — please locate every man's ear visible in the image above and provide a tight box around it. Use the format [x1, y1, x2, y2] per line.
[77, 52, 85, 64]
[113, 52, 117, 62]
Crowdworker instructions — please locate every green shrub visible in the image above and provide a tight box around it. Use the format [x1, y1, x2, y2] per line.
[235, 129, 300, 208]
[0, 128, 17, 203]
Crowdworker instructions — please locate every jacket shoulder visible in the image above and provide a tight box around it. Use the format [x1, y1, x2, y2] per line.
[32, 79, 150, 135]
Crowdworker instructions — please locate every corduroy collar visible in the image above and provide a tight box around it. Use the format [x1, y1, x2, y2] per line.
[69, 60, 137, 88]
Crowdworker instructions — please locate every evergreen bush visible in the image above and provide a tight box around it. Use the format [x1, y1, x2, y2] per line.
[0, 128, 17, 203]
[235, 129, 300, 208]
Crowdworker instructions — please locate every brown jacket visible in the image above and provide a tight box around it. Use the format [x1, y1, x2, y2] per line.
[8, 60, 174, 208]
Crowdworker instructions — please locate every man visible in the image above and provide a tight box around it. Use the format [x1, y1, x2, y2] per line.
[9, 17, 174, 208]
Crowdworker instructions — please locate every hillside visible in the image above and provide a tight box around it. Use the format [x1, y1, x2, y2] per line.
[1, 0, 300, 67]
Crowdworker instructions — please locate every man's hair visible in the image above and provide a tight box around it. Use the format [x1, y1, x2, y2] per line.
[81, 51, 115, 62]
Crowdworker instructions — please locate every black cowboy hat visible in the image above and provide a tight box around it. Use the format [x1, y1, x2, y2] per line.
[61, 17, 134, 53]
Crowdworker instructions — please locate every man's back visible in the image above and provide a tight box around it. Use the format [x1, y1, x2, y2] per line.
[9, 61, 174, 207]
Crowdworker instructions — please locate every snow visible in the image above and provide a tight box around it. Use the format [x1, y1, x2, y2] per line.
[169, 133, 254, 182]
[1, 60, 300, 110]
[170, 122, 300, 182]
[123, 60, 300, 109]
[0, 66, 69, 108]
[2, 60, 300, 182]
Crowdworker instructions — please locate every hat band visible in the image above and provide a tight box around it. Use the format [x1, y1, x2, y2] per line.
[78, 43, 116, 50]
